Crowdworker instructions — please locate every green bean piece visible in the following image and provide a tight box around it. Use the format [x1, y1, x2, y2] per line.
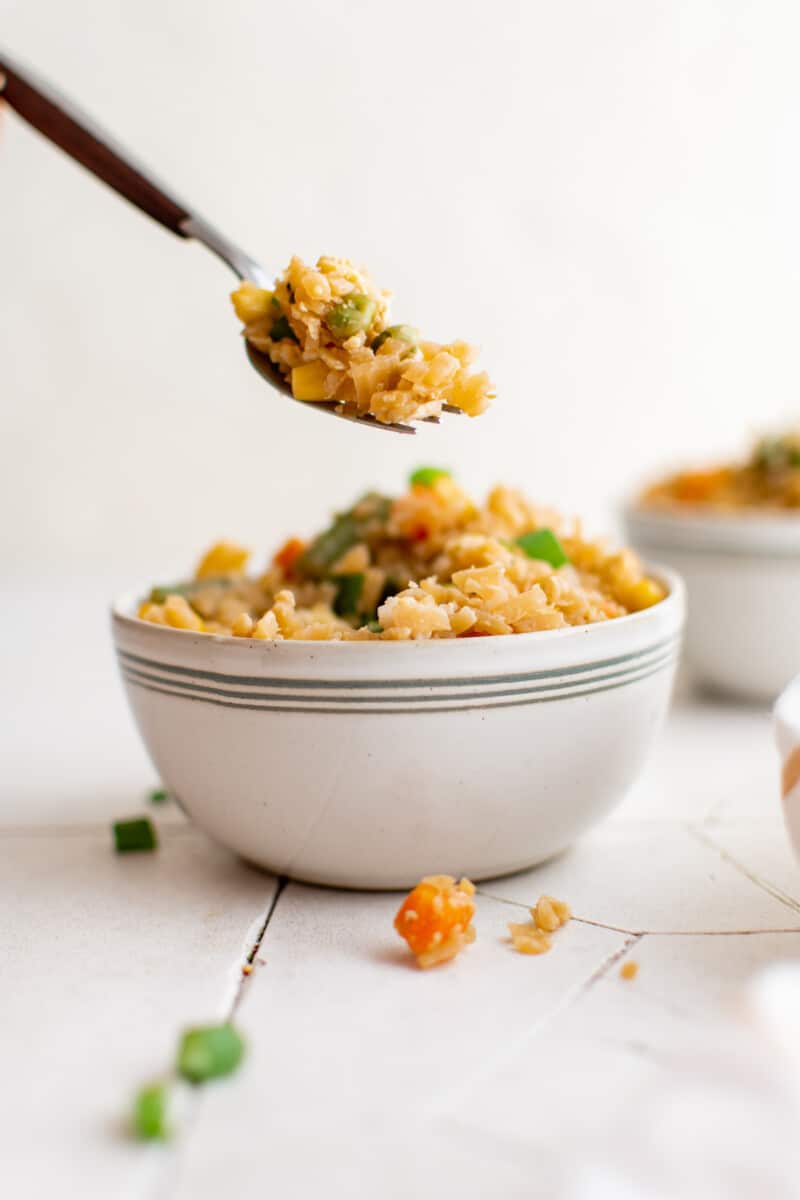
[371, 324, 420, 353]
[333, 573, 365, 617]
[326, 294, 376, 339]
[515, 529, 569, 568]
[177, 1024, 246, 1084]
[299, 515, 359, 577]
[132, 1083, 171, 1141]
[113, 817, 158, 854]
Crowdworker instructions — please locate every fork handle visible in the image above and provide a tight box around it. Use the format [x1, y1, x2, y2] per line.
[0, 51, 189, 236]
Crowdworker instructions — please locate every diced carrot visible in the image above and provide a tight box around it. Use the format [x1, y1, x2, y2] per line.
[394, 875, 476, 969]
[673, 468, 731, 503]
[273, 537, 306, 576]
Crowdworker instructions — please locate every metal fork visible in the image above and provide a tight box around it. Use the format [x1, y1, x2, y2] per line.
[0, 51, 462, 435]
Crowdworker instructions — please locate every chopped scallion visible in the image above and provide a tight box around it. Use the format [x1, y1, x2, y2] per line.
[113, 817, 158, 854]
[371, 324, 420, 353]
[177, 1024, 245, 1084]
[409, 467, 451, 488]
[515, 529, 569, 568]
[132, 1083, 171, 1141]
[149, 788, 169, 805]
[148, 577, 230, 605]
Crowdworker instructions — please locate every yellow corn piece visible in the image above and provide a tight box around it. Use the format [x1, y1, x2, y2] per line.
[138, 601, 166, 625]
[230, 281, 274, 324]
[163, 595, 204, 632]
[291, 360, 330, 402]
[195, 540, 250, 580]
[625, 578, 665, 611]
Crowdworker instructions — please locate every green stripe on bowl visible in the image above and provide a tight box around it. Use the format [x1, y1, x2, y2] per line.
[117, 633, 679, 692]
[121, 654, 675, 715]
[120, 646, 676, 707]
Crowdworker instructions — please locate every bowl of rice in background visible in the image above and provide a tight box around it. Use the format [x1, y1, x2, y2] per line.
[113, 475, 685, 887]
[626, 432, 800, 703]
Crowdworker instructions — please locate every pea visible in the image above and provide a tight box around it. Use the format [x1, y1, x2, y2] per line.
[371, 324, 420, 353]
[326, 294, 376, 339]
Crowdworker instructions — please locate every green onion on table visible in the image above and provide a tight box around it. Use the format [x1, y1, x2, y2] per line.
[113, 817, 158, 854]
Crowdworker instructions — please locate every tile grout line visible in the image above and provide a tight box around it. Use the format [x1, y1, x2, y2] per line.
[229, 876, 288, 1016]
[428, 929, 643, 1118]
[149, 877, 289, 1200]
[576, 933, 644, 994]
[689, 825, 800, 917]
[477, 887, 800, 936]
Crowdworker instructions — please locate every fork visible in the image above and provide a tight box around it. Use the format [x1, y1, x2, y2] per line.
[0, 51, 461, 435]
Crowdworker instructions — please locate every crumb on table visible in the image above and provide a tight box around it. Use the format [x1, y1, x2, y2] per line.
[620, 960, 639, 981]
[509, 894, 571, 955]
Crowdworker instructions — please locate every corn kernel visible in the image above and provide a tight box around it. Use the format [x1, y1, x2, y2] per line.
[230, 282, 274, 324]
[195, 541, 250, 581]
[291, 360, 330, 402]
[163, 595, 204, 632]
[138, 601, 166, 625]
[626, 578, 664, 611]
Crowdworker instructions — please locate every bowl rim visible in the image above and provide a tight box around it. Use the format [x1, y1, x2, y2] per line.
[110, 564, 685, 655]
[625, 498, 800, 526]
[624, 499, 800, 557]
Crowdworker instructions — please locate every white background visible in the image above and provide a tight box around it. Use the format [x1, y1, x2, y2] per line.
[3, 0, 800, 583]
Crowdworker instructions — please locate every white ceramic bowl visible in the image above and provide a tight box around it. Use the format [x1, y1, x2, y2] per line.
[775, 677, 800, 864]
[112, 570, 684, 889]
[625, 505, 800, 703]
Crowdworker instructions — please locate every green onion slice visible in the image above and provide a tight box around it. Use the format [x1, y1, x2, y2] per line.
[515, 529, 569, 568]
[371, 324, 420, 353]
[149, 788, 169, 805]
[148, 577, 231, 605]
[113, 817, 158, 854]
[177, 1024, 245, 1084]
[409, 467, 451, 487]
[132, 1083, 171, 1140]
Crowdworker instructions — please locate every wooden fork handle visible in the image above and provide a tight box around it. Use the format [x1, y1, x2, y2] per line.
[0, 51, 190, 236]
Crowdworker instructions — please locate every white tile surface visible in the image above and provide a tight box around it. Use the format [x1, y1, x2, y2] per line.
[1, 828, 277, 1200]
[484, 822, 796, 933]
[171, 884, 625, 1200]
[4, 579, 800, 1198]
